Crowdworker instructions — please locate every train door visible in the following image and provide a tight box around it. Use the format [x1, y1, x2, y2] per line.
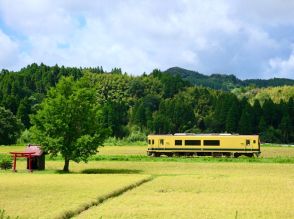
[159, 139, 164, 149]
[245, 139, 252, 151]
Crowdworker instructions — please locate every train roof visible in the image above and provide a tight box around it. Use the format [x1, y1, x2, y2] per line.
[148, 133, 259, 136]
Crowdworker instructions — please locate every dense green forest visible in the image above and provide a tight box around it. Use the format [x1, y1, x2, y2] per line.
[0, 63, 294, 145]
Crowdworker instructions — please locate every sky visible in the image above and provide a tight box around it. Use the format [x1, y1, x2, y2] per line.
[0, 0, 294, 79]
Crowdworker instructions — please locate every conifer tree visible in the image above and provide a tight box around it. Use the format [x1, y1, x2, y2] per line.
[238, 104, 254, 134]
[252, 100, 262, 132]
[262, 99, 275, 127]
[225, 101, 239, 133]
[279, 112, 292, 143]
[258, 116, 267, 133]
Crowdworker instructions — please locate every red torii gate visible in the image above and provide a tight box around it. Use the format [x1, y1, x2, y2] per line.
[10, 145, 42, 172]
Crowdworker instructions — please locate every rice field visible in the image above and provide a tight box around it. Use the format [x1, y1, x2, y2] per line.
[0, 145, 25, 154]
[1, 144, 294, 158]
[0, 173, 150, 219]
[76, 163, 294, 219]
[99, 145, 294, 158]
[0, 145, 293, 219]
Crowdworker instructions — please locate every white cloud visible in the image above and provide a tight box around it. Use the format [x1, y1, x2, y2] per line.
[0, 0, 293, 78]
[266, 48, 294, 78]
[0, 30, 30, 69]
[229, 0, 294, 26]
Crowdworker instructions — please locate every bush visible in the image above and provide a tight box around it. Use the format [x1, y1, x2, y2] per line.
[126, 131, 146, 142]
[260, 127, 282, 144]
[17, 129, 33, 144]
[0, 155, 12, 170]
[103, 127, 147, 146]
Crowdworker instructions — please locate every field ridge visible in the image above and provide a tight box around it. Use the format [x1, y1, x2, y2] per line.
[57, 176, 154, 219]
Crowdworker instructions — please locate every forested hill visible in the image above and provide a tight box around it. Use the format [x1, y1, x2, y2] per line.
[164, 67, 294, 90]
[0, 63, 294, 145]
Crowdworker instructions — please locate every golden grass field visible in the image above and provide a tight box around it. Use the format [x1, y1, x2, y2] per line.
[1, 144, 294, 158]
[0, 173, 149, 219]
[0, 145, 293, 219]
[98, 145, 294, 158]
[77, 167, 294, 219]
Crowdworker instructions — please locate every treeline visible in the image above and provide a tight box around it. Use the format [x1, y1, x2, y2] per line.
[0, 64, 294, 145]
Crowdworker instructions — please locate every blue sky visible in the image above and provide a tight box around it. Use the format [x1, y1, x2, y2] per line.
[0, 0, 294, 79]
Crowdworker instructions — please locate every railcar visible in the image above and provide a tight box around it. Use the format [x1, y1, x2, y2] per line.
[147, 133, 260, 157]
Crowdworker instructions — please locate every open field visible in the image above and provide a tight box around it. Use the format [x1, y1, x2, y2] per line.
[98, 145, 294, 158]
[1, 162, 293, 219]
[77, 169, 294, 219]
[0, 173, 150, 219]
[3, 160, 293, 175]
[0, 145, 25, 154]
[0, 145, 293, 219]
[1, 144, 294, 158]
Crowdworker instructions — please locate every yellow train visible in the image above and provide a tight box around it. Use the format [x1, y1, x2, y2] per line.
[147, 133, 260, 157]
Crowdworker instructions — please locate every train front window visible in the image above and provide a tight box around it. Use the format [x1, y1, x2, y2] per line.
[185, 140, 201, 146]
[160, 139, 164, 145]
[203, 140, 220, 146]
[152, 140, 154, 145]
[148, 140, 151, 145]
[175, 140, 182, 146]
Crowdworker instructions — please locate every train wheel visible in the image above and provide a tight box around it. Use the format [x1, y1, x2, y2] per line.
[224, 153, 232, 158]
[154, 153, 161, 157]
[234, 153, 240, 158]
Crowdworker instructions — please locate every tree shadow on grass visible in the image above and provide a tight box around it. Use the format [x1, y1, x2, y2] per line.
[55, 170, 75, 174]
[80, 168, 142, 174]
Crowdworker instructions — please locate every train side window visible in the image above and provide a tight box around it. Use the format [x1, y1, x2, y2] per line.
[185, 140, 201, 146]
[175, 140, 182, 146]
[246, 139, 250, 146]
[203, 140, 220, 146]
[253, 140, 256, 144]
[160, 139, 164, 145]
[152, 140, 154, 145]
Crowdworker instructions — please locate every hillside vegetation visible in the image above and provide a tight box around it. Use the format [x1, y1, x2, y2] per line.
[0, 64, 294, 145]
[232, 86, 294, 104]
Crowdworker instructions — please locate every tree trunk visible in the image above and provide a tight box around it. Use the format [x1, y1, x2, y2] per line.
[63, 159, 70, 172]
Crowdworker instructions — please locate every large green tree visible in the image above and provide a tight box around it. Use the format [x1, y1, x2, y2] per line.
[30, 77, 108, 171]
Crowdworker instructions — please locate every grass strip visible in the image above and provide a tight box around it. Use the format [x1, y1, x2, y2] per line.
[3, 153, 293, 164]
[31, 154, 294, 164]
[262, 143, 294, 147]
[44, 154, 294, 163]
[90, 155, 294, 164]
[56, 176, 154, 219]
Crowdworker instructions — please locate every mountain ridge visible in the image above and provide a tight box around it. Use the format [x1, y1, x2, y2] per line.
[164, 67, 294, 90]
